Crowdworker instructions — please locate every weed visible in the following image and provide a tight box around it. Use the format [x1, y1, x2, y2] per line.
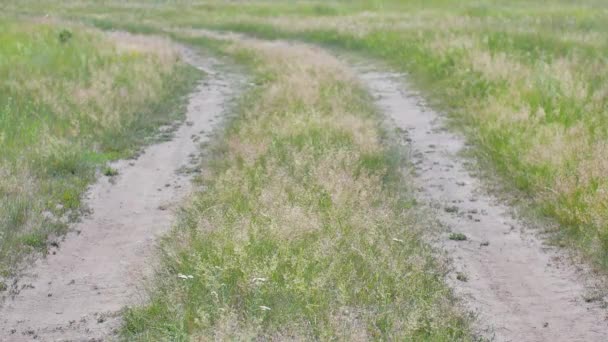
[58, 29, 72, 43]
[449, 233, 468, 241]
[102, 166, 118, 177]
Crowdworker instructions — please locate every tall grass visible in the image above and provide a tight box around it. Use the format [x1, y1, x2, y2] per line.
[45, 0, 608, 268]
[121, 36, 471, 340]
[0, 18, 198, 275]
[196, 4, 608, 267]
[208, 1, 608, 270]
[4, 0, 607, 337]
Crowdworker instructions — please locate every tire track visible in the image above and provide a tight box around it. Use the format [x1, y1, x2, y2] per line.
[0, 46, 243, 341]
[358, 66, 608, 341]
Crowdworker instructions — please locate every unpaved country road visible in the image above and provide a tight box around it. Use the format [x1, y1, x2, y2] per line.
[0, 48, 240, 341]
[162, 27, 608, 341]
[359, 67, 608, 341]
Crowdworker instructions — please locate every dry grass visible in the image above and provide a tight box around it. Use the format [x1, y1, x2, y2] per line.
[121, 35, 471, 340]
[148, 0, 608, 267]
[4, 0, 607, 336]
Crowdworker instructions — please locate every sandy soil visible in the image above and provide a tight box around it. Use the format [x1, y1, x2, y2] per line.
[358, 67, 608, 341]
[0, 48, 240, 341]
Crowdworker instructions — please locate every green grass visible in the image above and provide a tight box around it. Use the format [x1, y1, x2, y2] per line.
[188, 0, 608, 270]
[0, 18, 199, 275]
[102, 166, 119, 177]
[33, 0, 608, 268]
[119, 35, 472, 340]
[4, 0, 608, 338]
[449, 233, 468, 241]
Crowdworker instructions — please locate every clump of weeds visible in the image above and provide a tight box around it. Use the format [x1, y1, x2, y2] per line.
[449, 232, 468, 241]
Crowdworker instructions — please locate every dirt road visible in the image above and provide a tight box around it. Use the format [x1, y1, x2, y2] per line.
[359, 67, 608, 341]
[0, 48, 240, 341]
[1, 29, 607, 341]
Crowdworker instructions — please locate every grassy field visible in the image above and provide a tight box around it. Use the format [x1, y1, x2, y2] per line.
[120, 33, 471, 340]
[0, 17, 197, 276]
[4, 0, 608, 339]
[31, 0, 608, 268]
[196, 0, 608, 269]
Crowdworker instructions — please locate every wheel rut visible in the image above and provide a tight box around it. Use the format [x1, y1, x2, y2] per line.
[357, 66, 608, 341]
[0, 47, 242, 341]
[144, 27, 608, 340]
[2, 28, 607, 342]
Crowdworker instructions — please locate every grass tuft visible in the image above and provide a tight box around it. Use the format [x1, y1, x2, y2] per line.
[449, 233, 468, 241]
[102, 166, 119, 177]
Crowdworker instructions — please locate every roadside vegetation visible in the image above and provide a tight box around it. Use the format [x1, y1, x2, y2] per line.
[0, 18, 197, 276]
[4, 0, 608, 338]
[187, 0, 608, 270]
[28, 0, 608, 268]
[121, 35, 471, 340]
